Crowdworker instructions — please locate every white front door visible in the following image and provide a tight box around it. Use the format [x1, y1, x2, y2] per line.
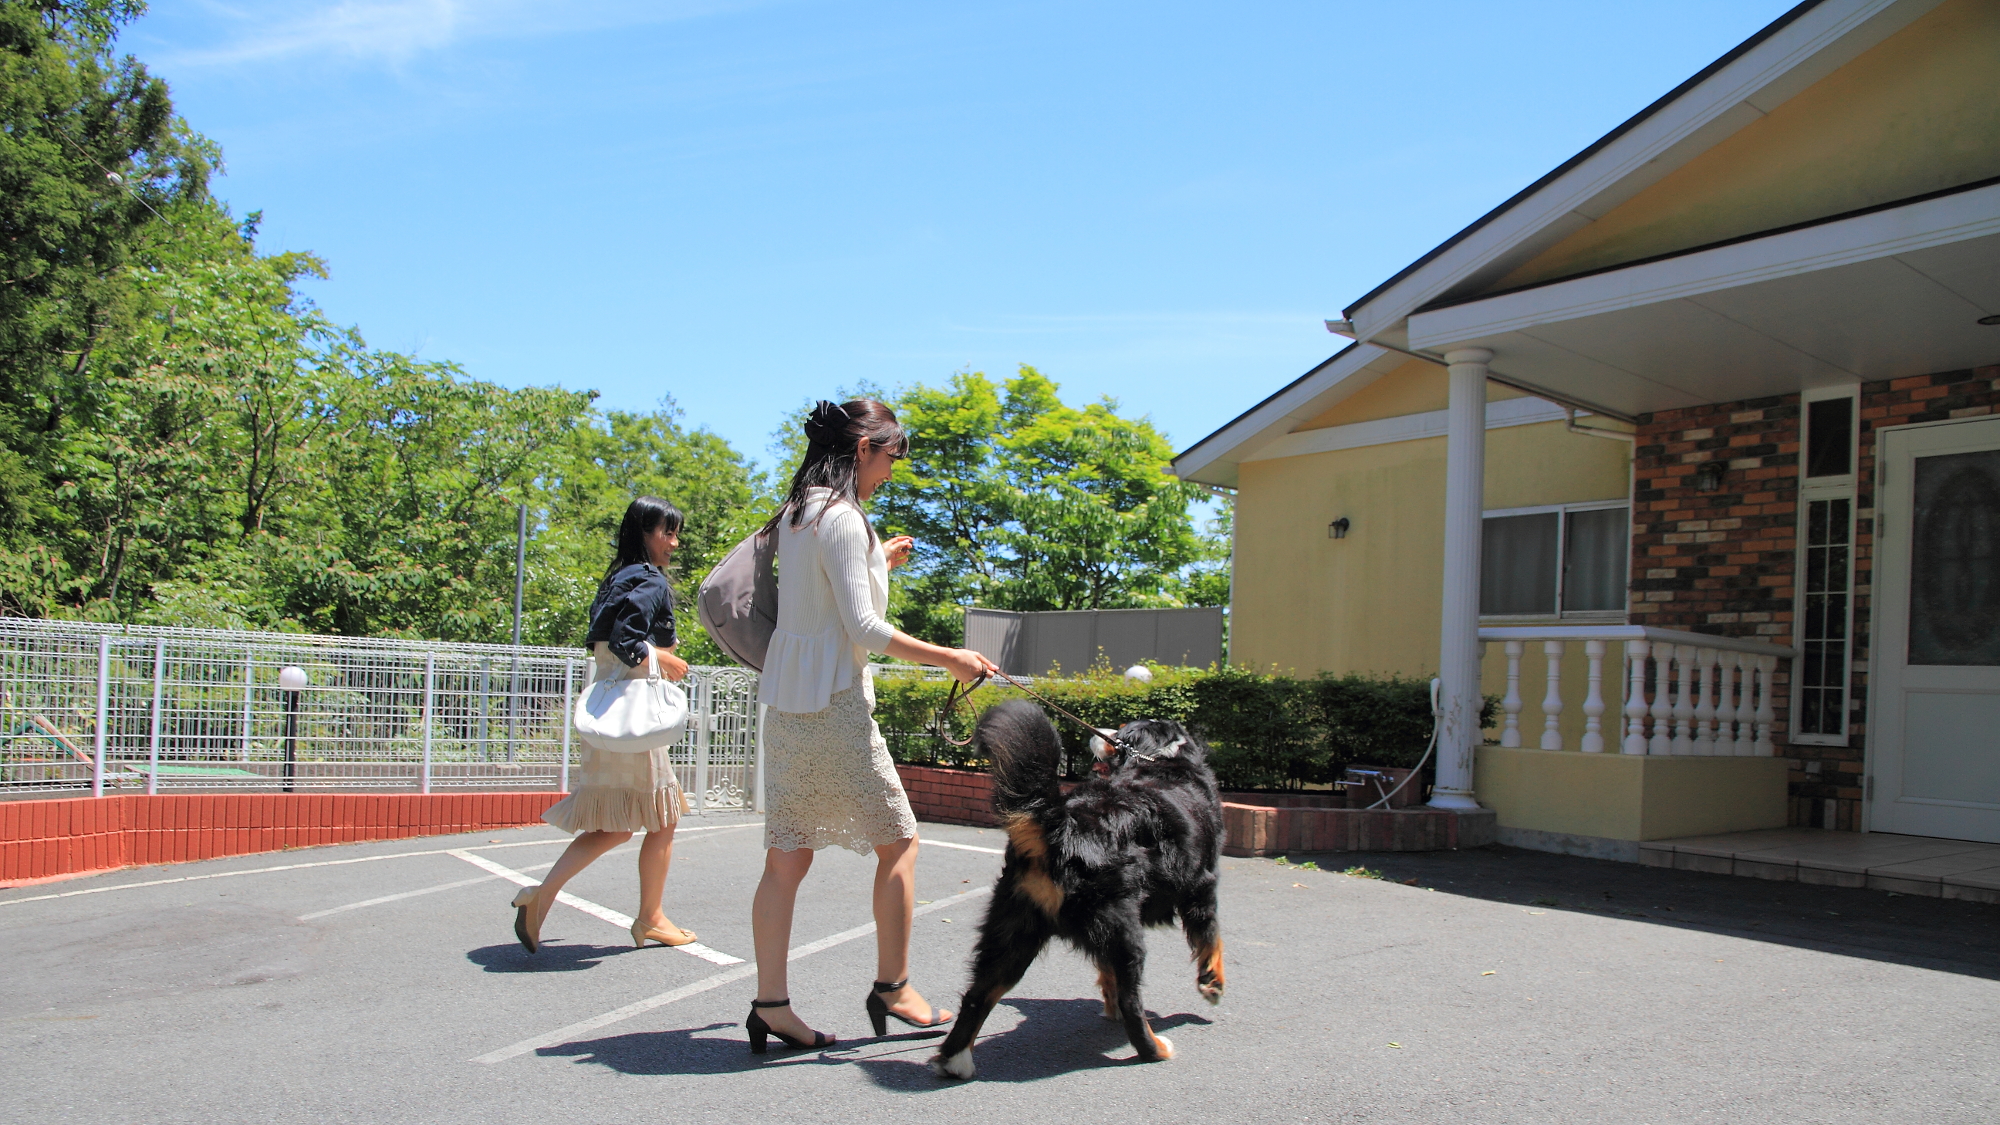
[1869, 416, 2000, 842]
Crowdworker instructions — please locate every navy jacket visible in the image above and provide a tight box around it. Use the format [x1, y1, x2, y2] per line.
[586, 563, 678, 668]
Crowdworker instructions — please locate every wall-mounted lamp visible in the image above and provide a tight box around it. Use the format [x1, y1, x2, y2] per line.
[1694, 462, 1725, 493]
[1328, 517, 1351, 539]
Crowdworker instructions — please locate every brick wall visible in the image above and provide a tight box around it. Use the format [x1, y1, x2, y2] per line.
[897, 764, 1001, 827]
[1632, 362, 2000, 831]
[0, 791, 566, 886]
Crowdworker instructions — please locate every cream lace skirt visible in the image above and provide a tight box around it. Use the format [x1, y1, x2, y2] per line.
[763, 674, 916, 855]
[542, 651, 686, 835]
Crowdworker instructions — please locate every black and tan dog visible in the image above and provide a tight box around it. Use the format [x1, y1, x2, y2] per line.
[929, 700, 1225, 1080]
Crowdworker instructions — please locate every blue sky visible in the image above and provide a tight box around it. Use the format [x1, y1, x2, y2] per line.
[125, 1, 1796, 467]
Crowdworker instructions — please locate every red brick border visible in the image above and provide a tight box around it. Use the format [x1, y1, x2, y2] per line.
[0, 792, 566, 887]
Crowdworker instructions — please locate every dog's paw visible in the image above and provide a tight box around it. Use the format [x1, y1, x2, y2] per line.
[929, 1050, 975, 1080]
[1147, 1034, 1174, 1061]
[1198, 980, 1223, 1005]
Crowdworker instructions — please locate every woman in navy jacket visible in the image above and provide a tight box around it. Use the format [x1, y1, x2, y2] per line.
[511, 496, 700, 953]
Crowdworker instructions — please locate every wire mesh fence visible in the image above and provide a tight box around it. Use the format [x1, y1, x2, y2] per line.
[0, 619, 761, 811]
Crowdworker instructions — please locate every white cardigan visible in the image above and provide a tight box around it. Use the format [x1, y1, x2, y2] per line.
[757, 488, 896, 713]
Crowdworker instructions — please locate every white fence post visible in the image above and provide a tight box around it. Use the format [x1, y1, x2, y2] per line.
[1733, 651, 1756, 755]
[753, 702, 767, 814]
[420, 652, 435, 795]
[92, 634, 110, 798]
[148, 639, 165, 796]
[241, 652, 255, 762]
[694, 672, 710, 814]
[559, 657, 574, 794]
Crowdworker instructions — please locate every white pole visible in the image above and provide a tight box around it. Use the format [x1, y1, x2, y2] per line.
[147, 639, 164, 796]
[420, 652, 435, 795]
[92, 635, 110, 798]
[1429, 348, 1490, 810]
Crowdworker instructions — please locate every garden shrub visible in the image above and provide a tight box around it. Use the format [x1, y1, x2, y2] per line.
[872, 664, 1495, 792]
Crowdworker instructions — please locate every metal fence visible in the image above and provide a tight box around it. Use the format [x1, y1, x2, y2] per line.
[0, 619, 761, 812]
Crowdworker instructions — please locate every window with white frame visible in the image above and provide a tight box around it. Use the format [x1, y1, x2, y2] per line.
[1480, 502, 1630, 619]
[1794, 388, 1858, 745]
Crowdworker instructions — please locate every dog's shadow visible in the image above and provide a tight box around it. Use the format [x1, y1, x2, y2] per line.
[465, 942, 636, 973]
[855, 998, 1216, 1089]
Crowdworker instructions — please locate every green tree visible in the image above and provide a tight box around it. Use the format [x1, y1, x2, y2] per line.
[0, 1, 212, 610]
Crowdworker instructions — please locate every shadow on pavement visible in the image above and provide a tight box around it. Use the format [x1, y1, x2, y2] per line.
[854, 998, 1215, 1088]
[465, 942, 637, 973]
[1278, 844, 2000, 980]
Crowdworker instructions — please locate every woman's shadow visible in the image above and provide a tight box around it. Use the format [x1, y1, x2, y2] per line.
[465, 942, 639, 973]
[537, 1022, 857, 1075]
[853, 998, 1214, 1088]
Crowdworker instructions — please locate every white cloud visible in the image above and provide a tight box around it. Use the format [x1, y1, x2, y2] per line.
[160, 0, 761, 67]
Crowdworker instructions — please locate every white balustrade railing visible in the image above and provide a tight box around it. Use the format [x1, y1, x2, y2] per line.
[1478, 626, 1793, 756]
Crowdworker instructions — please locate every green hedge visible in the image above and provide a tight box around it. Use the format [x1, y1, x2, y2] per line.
[872, 664, 1497, 792]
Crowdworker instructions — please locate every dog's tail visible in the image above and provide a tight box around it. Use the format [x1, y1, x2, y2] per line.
[974, 699, 1065, 817]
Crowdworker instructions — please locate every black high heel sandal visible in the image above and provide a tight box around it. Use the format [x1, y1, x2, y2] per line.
[866, 979, 954, 1036]
[745, 999, 835, 1054]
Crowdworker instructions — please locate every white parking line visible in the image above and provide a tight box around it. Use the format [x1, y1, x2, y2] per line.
[471, 884, 995, 1065]
[923, 839, 1004, 855]
[0, 821, 763, 908]
[447, 849, 746, 967]
[298, 873, 508, 920]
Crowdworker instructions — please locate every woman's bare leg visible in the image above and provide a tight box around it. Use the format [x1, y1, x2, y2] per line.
[527, 829, 631, 931]
[634, 824, 686, 936]
[751, 847, 819, 1040]
[873, 835, 948, 1023]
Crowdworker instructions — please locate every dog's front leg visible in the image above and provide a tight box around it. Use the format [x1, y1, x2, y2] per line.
[930, 887, 1051, 1080]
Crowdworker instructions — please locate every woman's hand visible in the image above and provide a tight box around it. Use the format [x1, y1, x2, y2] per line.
[883, 535, 914, 569]
[939, 646, 997, 685]
[651, 644, 690, 683]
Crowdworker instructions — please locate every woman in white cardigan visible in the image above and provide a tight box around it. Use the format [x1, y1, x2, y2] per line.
[745, 399, 996, 1055]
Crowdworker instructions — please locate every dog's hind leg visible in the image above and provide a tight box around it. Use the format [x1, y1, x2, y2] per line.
[1101, 914, 1173, 1062]
[1095, 964, 1118, 1020]
[929, 902, 1051, 1080]
[1179, 874, 1224, 1004]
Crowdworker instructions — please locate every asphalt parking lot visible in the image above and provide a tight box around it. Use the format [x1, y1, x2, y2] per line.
[2, 817, 1995, 1125]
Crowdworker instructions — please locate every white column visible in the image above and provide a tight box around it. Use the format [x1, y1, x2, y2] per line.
[1648, 649, 1673, 754]
[1754, 655, 1777, 755]
[1671, 645, 1696, 754]
[1429, 348, 1490, 810]
[1500, 640, 1523, 748]
[1622, 639, 1650, 754]
[1581, 639, 1606, 753]
[1732, 651, 1756, 755]
[1539, 640, 1564, 750]
[1692, 647, 1717, 755]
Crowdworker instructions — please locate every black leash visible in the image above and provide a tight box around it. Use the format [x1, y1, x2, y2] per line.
[933, 669, 1144, 757]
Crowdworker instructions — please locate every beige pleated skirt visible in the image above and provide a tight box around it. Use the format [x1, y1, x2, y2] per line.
[543, 649, 687, 834]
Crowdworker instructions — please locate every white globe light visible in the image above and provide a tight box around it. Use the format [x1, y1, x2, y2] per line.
[278, 665, 309, 692]
[1123, 664, 1154, 684]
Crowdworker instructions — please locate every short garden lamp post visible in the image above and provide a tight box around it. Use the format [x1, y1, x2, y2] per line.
[279, 665, 309, 793]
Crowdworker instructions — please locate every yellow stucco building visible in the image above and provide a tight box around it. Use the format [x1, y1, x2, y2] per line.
[1178, 0, 2000, 864]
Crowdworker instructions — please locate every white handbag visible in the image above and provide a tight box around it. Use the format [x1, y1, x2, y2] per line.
[573, 654, 690, 754]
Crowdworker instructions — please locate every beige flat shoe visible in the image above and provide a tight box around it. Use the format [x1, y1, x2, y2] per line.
[631, 919, 698, 947]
